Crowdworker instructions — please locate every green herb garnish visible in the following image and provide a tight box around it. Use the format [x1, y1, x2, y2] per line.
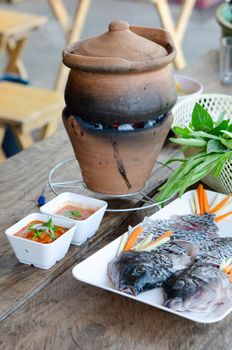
[63, 210, 81, 218]
[29, 218, 57, 241]
[157, 103, 232, 201]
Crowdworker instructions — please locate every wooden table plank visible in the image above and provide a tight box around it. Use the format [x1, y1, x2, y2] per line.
[0, 127, 178, 321]
[0, 203, 232, 350]
[0, 258, 231, 350]
[1, 50, 232, 349]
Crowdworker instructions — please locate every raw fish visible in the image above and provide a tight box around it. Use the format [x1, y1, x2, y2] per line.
[108, 214, 218, 295]
[163, 264, 232, 312]
[163, 237, 232, 312]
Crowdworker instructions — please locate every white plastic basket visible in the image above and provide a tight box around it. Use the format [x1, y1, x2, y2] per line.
[172, 94, 232, 194]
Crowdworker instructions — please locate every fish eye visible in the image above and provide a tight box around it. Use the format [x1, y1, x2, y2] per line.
[134, 266, 145, 275]
[173, 280, 185, 290]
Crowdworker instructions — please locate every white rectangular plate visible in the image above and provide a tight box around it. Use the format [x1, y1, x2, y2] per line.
[72, 190, 232, 324]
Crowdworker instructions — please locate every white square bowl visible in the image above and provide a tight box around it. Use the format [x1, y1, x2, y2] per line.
[5, 213, 76, 269]
[40, 192, 108, 245]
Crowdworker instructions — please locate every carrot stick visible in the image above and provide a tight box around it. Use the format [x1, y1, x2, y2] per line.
[203, 188, 210, 213]
[142, 230, 173, 250]
[197, 184, 204, 215]
[215, 211, 232, 223]
[124, 226, 144, 251]
[210, 194, 232, 214]
[224, 265, 232, 274]
[215, 200, 232, 215]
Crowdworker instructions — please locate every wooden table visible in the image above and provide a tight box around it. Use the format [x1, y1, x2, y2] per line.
[0, 50, 232, 349]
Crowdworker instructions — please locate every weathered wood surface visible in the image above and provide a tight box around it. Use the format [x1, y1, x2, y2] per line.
[0, 50, 232, 349]
[0, 123, 178, 322]
[0, 258, 231, 350]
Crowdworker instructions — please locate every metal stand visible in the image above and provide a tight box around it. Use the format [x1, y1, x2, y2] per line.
[48, 157, 174, 212]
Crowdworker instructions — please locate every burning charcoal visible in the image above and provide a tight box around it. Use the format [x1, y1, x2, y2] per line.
[144, 119, 157, 128]
[118, 124, 134, 131]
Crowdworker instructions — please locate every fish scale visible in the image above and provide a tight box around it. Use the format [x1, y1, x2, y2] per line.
[141, 215, 217, 246]
[196, 237, 232, 267]
[108, 214, 219, 296]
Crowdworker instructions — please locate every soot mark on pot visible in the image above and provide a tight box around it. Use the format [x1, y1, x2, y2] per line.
[112, 141, 132, 189]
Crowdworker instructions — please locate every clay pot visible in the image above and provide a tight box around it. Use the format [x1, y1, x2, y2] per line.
[63, 109, 173, 195]
[63, 20, 177, 125]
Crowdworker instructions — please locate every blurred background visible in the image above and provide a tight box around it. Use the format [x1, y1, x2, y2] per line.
[0, 0, 223, 89]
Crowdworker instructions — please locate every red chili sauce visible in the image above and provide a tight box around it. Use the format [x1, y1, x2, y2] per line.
[14, 219, 68, 244]
[56, 203, 97, 220]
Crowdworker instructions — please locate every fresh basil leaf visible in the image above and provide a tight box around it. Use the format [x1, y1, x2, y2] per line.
[189, 130, 220, 140]
[227, 124, 232, 132]
[210, 120, 230, 136]
[191, 103, 214, 132]
[172, 126, 191, 138]
[169, 137, 207, 148]
[206, 139, 227, 153]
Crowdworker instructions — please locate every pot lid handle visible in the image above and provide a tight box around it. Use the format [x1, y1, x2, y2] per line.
[109, 20, 129, 31]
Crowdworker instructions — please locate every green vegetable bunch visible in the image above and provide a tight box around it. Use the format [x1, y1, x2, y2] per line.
[157, 103, 232, 202]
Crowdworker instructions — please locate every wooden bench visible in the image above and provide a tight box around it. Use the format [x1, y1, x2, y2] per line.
[0, 82, 64, 161]
[0, 9, 64, 161]
[0, 9, 47, 79]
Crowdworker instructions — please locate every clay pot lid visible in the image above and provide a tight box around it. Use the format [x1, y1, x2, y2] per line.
[63, 20, 176, 73]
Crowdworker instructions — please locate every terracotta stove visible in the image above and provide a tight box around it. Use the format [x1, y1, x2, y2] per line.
[62, 20, 177, 195]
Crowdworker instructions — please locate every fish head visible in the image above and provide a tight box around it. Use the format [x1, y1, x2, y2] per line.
[163, 269, 200, 311]
[107, 251, 170, 296]
[163, 265, 230, 312]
